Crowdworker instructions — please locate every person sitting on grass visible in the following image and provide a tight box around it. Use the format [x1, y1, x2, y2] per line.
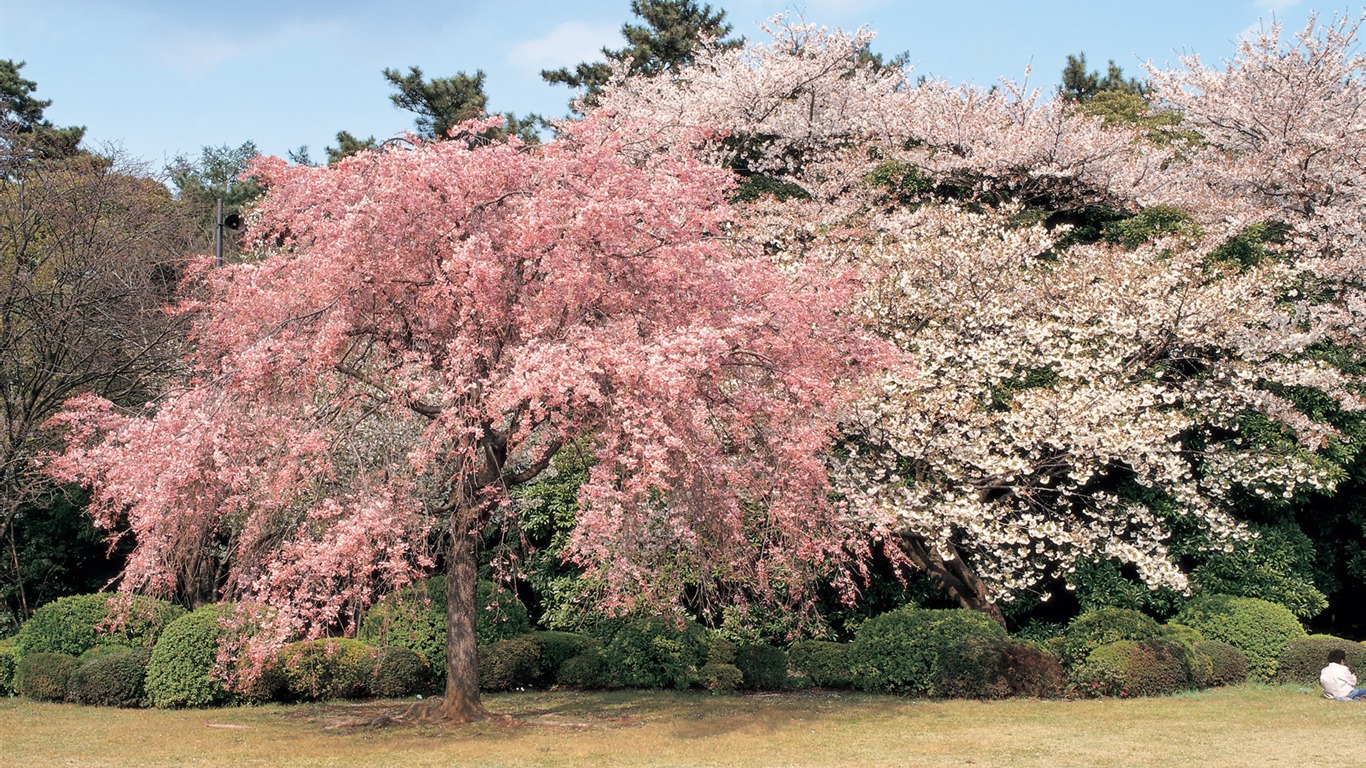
[1320, 649, 1366, 701]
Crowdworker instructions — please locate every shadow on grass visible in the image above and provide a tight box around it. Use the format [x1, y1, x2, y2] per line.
[286, 688, 910, 741]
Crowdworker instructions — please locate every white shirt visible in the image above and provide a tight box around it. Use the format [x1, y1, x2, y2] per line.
[1320, 662, 1357, 698]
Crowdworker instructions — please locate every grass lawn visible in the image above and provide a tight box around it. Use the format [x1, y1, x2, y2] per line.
[0, 684, 1355, 767]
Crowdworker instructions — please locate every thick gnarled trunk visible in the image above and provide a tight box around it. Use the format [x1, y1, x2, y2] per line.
[439, 506, 488, 722]
[900, 533, 1006, 627]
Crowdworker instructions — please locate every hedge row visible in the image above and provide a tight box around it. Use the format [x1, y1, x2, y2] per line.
[1058, 604, 1261, 697]
[0, 638, 15, 695]
[12, 593, 184, 661]
[5, 594, 434, 707]
[358, 577, 530, 683]
[6, 590, 1322, 707]
[1275, 635, 1366, 686]
[1174, 595, 1305, 682]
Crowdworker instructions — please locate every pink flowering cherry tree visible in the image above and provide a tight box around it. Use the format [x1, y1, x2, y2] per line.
[47, 116, 873, 721]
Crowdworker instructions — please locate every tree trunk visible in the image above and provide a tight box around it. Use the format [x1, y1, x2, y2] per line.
[899, 533, 1006, 627]
[439, 510, 488, 722]
[5, 515, 28, 620]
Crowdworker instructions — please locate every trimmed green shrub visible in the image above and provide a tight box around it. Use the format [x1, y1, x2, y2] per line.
[67, 647, 147, 707]
[15, 652, 77, 701]
[936, 636, 1065, 699]
[1071, 640, 1135, 697]
[78, 645, 131, 663]
[358, 577, 530, 683]
[371, 645, 429, 698]
[277, 638, 376, 701]
[1158, 623, 1205, 647]
[1158, 623, 1211, 688]
[1059, 608, 1162, 671]
[557, 645, 611, 689]
[359, 579, 444, 678]
[1197, 640, 1249, 687]
[1070, 638, 1195, 698]
[233, 658, 288, 705]
[849, 606, 1008, 696]
[14, 593, 185, 661]
[521, 631, 593, 686]
[697, 662, 744, 692]
[603, 616, 710, 690]
[145, 603, 235, 709]
[1175, 594, 1305, 682]
[707, 637, 737, 666]
[734, 644, 787, 690]
[788, 640, 852, 688]
[478, 637, 540, 692]
[1129, 638, 1199, 696]
[1275, 635, 1366, 686]
[0, 638, 16, 695]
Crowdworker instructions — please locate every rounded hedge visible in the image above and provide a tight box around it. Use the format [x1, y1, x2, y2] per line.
[788, 640, 852, 689]
[1197, 640, 1248, 687]
[1275, 635, 1366, 686]
[1175, 595, 1305, 682]
[371, 645, 429, 698]
[14, 593, 185, 661]
[15, 652, 78, 701]
[603, 616, 710, 690]
[557, 645, 611, 689]
[478, 637, 540, 692]
[707, 637, 737, 666]
[1158, 623, 1205, 647]
[276, 638, 376, 701]
[67, 647, 147, 707]
[358, 577, 530, 683]
[0, 638, 16, 695]
[521, 631, 593, 686]
[1070, 639, 1196, 698]
[1059, 608, 1162, 671]
[936, 636, 1064, 699]
[849, 606, 1008, 696]
[697, 662, 744, 693]
[734, 644, 787, 690]
[145, 604, 235, 709]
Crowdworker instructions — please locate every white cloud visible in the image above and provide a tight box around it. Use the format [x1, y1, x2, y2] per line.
[507, 21, 619, 74]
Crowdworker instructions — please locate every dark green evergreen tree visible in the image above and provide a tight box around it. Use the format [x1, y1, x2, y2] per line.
[167, 141, 263, 262]
[326, 68, 539, 164]
[542, 0, 741, 110]
[1057, 53, 1190, 140]
[324, 130, 379, 165]
[1059, 52, 1146, 103]
[0, 59, 84, 161]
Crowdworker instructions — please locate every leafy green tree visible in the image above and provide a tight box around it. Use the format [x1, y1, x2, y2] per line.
[167, 141, 262, 262]
[1, 490, 127, 632]
[1058, 53, 1189, 140]
[325, 68, 539, 164]
[1, 148, 192, 621]
[1060, 53, 1146, 103]
[323, 130, 378, 165]
[542, 0, 741, 110]
[0, 60, 84, 161]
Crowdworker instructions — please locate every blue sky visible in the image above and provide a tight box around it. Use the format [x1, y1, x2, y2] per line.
[0, 0, 1334, 166]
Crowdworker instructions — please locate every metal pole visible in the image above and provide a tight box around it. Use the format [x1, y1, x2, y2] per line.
[215, 197, 223, 266]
